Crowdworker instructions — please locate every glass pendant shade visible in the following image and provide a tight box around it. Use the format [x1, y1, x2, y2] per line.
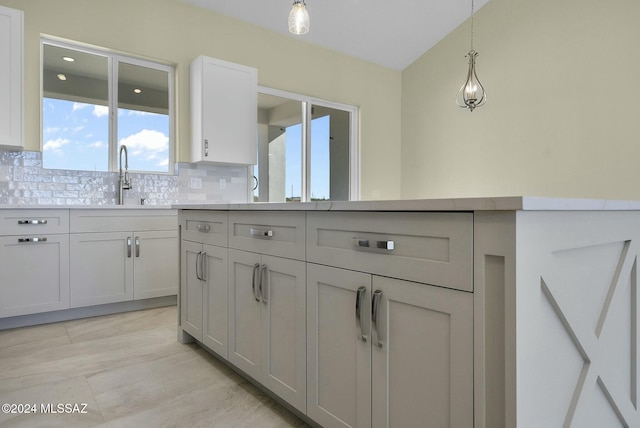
[289, 0, 310, 35]
[456, 50, 487, 112]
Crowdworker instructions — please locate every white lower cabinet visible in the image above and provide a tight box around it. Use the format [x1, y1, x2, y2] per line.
[70, 230, 178, 307]
[228, 248, 306, 413]
[0, 234, 69, 317]
[307, 263, 474, 428]
[181, 240, 228, 357]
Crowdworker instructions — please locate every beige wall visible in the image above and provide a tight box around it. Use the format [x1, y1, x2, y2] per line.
[402, 0, 640, 200]
[1, 0, 402, 200]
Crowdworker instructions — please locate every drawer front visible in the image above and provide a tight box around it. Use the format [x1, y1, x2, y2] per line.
[70, 209, 177, 233]
[307, 211, 473, 292]
[180, 210, 227, 247]
[0, 209, 69, 235]
[228, 211, 305, 260]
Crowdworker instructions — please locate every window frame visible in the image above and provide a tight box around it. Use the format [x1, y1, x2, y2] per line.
[255, 86, 360, 202]
[40, 37, 176, 175]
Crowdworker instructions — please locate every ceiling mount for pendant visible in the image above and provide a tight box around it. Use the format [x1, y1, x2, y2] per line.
[289, 0, 310, 35]
[456, 0, 486, 112]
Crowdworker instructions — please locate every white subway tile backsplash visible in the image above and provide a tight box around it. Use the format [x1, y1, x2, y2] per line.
[0, 150, 249, 206]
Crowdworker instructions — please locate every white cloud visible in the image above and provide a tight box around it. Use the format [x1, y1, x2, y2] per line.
[88, 141, 105, 149]
[72, 102, 90, 112]
[157, 158, 169, 167]
[128, 110, 159, 117]
[93, 105, 109, 117]
[43, 138, 70, 152]
[44, 127, 59, 134]
[119, 130, 169, 160]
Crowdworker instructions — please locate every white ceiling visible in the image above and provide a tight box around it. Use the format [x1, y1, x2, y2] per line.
[181, 0, 490, 71]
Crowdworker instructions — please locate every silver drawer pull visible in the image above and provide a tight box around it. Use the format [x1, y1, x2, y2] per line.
[250, 228, 273, 238]
[352, 237, 395, 251]
[18, 219, 48, 225]
[196, 224, 211, 232]
[18, 237, 48, 243]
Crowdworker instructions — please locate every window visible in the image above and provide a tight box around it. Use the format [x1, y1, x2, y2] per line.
[255, 88, 358, 202]
[41, 39, 174, 173]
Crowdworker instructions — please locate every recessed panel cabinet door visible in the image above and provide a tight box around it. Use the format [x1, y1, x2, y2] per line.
[133, 230, 178, 300]
[261, 254, 306, 413]
[70, 232, 133, 308]
[370, 276, 474, 428]
[202, 244, 228, 358]
[0, 235, 69, 317]
[181, 240, 204, 341]
[307, 263, 372, 428]
[228, 248, 262, 380]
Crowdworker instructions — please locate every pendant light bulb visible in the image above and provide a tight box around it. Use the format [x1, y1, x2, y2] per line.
[289, 0, 310, 35]
[456, 50, 487, 111]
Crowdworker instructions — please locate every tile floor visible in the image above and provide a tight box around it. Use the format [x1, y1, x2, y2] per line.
[0, 306, 309, 427]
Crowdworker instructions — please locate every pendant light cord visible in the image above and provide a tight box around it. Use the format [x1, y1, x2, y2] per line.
[470, 0, 475, 51]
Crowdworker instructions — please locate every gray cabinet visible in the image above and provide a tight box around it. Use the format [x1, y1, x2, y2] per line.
[0, 210, 69, 317]
[69, 210, 178, 308]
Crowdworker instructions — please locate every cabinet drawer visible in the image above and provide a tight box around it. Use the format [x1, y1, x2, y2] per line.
[307, 211, 473, 292]
[70, 209, 177, 233]
[0, 210, 69, 235]
[228, 211, 305, 260]
[180, 210, 227, 247]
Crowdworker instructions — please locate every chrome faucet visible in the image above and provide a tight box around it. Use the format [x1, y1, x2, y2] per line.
[118, 145, 131, 205]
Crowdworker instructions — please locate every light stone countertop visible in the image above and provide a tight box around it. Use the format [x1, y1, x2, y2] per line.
[0, 205, 175, 210]
[174, 196, 640, 212]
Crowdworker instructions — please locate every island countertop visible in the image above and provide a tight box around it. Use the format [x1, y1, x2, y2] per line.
[173, 196, 640, 211]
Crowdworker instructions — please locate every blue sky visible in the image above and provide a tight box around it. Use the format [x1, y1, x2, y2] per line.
[42, 98, 169, 172]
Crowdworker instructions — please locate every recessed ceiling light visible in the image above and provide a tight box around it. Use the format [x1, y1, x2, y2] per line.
[57, 73, 67, 81]
[133, 88, 142, 94]
[62, 56, 75, 62]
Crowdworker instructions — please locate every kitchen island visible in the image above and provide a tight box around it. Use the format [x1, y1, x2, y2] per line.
[177, 197, 640, 428]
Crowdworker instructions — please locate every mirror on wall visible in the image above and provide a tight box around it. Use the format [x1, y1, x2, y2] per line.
[42, 41, 173, 173]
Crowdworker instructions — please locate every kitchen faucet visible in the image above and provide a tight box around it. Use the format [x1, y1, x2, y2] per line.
[118, 145, 131, 205]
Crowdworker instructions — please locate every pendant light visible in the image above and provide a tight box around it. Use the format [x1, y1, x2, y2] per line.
[456, 0, 486, 112]
[289, 0, 310, 35]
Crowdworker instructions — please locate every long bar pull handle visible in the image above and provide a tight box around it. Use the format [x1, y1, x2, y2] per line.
[127, 237, 132, 258]
[260, 264, 269, 305]
[201, 252, 208, 282]
[252, 263, 261, 302]
[195, 252, 202, 281]
[352, 238, 395, 251]
[135, 236, 140, 257]
[372, 289, 383, 348]
[356, 286, 367, 342]
[18, 219, 48, 225]
[18, 237, 48, 243]
[250, 228, 273, 238]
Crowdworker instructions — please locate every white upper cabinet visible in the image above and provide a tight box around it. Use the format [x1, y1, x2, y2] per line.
[190, 55, 257, 165]
[0, 5, 23, 150]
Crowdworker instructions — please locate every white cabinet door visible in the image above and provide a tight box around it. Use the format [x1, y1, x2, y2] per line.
[371, 276, 474, 428]
[190, 55, 257, 165]
[0, 235, 69, 317]
[70, 232, 133, 307]
[0, 5, 23, 150]
[181, 240, 204, 341]
[261, 254, 306, 413]
[202, 243, 228, 358]
[228, 248, 262, 380]
[133, 230, 178, 299]
[307, 263, 372, 428]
